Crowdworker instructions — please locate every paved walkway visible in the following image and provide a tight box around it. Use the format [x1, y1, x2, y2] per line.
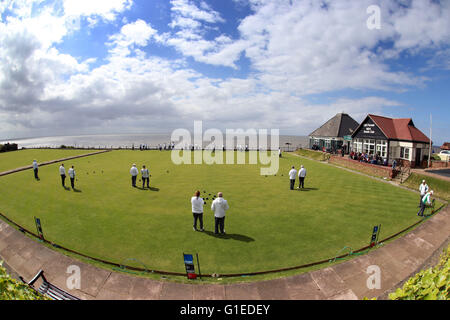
[0, 206, 448, 300]
[0, 150, 110, 177]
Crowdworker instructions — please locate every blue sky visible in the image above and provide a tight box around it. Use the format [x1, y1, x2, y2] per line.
[0, 0, 449, 145]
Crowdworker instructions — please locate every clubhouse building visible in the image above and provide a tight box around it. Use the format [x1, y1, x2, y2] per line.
[351, 114, 431, 167]
[308, 113, 359, 154]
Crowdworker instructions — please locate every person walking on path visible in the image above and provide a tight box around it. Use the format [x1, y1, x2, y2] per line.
[68, 166, 76, 189]
[191, 191, 204, 231]
[59, 164, 66, 187]
[419, 180, 429, 207]
[32, 160, 39, 180]
[417, 190, 434, 217]
[211, 192, 229, 235]
[130, 164, 139, 188]
[298, 165, 307, 189]
[289, 166, 297, 190]
[141, 165, 150, 189]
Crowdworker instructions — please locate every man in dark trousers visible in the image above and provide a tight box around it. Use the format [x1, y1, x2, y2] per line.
[32, 160, 39, 180]
[130, 164, 138, 187]
[298, 165, 307, 189]
[68, 166, 76, 189]
[141, 165, 150, 189]
[211, 192, 229, 235]
[59, 164, 66, 187]
[288, 166, 297, 190]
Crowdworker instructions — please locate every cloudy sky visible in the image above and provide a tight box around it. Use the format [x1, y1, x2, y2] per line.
[0, 0, 449, 144]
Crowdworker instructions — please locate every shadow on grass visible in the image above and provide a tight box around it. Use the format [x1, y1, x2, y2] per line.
[136, 186, 160, 192]
[296, 187, 319, 192]
[203, 230, 255, 242]
[73, 188, 82, 193]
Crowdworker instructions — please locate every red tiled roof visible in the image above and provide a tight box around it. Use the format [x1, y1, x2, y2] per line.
[441, 142, 450, 150]
[369, 114, 430, 143]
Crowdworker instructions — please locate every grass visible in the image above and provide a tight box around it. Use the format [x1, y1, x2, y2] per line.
[0, 150, 440, 279]
[295, 148, 330, 161]
[402, 173, 450, 202]
[0, 149, 97, 173]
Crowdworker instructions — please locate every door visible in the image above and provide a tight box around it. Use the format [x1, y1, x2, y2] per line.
[415, 148, 422, 167]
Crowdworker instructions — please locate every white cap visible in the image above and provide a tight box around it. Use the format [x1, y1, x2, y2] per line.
[430, 190, 434, 194]
[422, 180, 426, 183]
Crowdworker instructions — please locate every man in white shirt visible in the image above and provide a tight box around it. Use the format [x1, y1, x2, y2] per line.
[191, 191, 204, 231]
[211, 192, 229, 235]
[289, 166, 297, 190]
[68, 166, 76, 189]
[419, 180, 429, 207]
[298, 165, 307, 189]
[130, 164, 139, 187]
[141, 165, 150, 189]
[32, 160, 39, 180]
[59, 164, 66, 187]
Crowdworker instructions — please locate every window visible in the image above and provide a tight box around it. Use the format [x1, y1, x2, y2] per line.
[400, 147, 410, 160]
[353, 138, 363, 153]
[376, 140, 387, 158]
[363, 139, 375, 155]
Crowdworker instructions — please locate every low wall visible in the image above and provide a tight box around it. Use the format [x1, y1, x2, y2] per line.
[329, 156, 394, 179]
[430, 161, 449, 169]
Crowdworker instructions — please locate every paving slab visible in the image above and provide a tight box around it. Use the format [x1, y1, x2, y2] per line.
[284, 273, 325, 300]
[256, 278, 290, 300]
[224, 283, 261, 300]
[328, 289, 358, 300]
[160, 282, 193, 300]
[129, 279, 163, 300]
[192, 284, 226, 300]
[310, 267, 347, 298]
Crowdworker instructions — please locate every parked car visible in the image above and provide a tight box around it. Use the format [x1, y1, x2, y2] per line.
[439, 150, 450, 161]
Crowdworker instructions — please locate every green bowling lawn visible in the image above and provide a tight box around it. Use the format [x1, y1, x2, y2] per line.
[0, 148, 97, 173]
[0, 150, 439, 277]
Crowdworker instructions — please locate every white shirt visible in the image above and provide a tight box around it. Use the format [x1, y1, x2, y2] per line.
[191, 197, 204, 213]
[211, 197, 229, 218]
[289, 169, 297, 180]
[32, 161, 38, 169]
[59, 166, 66, 175]
[298, 168, 307, 178]
[68, 168, 75, 178]
[141, 168, 149, 178]
[130, 166, 139, 176]
[419, 183, 429, 196]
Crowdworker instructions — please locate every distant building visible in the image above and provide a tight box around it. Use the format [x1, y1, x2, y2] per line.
[351, 114, 431, 167]
[441, 142, 450, 150]
[309, 113, 359, 153]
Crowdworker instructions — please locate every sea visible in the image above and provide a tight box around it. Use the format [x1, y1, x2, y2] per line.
[1, 134, 310, 151]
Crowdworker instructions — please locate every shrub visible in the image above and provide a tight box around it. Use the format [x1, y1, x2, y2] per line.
[0, 261, 48, 300]
[389, 245, 450, 300]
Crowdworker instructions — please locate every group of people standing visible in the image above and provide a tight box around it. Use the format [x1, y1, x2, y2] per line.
[31, 160, 77, 190]
[191, 191, 229, 235]
[288, 165, 307, 190]
[130, 164, 150, 188]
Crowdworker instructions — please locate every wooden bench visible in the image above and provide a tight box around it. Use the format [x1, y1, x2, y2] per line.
[20, 270, 80, 300]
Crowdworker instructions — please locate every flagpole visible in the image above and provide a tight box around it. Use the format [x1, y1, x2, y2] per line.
[428, 113, 432, 168]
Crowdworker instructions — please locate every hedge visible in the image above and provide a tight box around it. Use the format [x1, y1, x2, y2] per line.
[389, 245, 450, 300]
[0, 261, 47, 300]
